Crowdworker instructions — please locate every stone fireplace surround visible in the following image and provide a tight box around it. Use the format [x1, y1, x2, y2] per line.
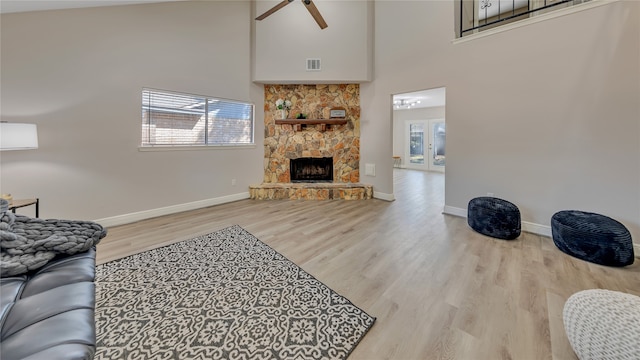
[249, 84, 372, 200]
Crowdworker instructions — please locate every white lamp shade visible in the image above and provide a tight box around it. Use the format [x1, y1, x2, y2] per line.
[0, 123, 39, 150]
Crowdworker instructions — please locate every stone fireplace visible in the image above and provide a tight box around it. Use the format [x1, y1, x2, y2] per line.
[249, 84, 372, 200]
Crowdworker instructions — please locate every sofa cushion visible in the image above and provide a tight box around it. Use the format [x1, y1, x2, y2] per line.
[0, 248, 97, 360]
[22, 250, 96, 297]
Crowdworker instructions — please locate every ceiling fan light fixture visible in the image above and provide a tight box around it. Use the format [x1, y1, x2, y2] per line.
[393, 99, 421, 109]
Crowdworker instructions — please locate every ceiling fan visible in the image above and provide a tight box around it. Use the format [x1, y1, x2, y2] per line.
[256, 0, 328, 29]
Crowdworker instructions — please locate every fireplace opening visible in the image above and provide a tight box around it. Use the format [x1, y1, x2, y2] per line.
[290, 157, 333, 183]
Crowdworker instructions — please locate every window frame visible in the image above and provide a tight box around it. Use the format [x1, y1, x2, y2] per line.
[140, 88, 255, 150]
[454, 0, 615, 41]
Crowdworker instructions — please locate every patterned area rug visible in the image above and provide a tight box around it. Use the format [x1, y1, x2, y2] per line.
[95, 225, 375, 359]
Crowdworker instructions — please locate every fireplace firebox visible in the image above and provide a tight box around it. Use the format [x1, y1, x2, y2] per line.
[290, 157, 333, 183]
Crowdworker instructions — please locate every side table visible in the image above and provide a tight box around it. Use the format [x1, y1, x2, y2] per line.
[8, 198, 39, 218]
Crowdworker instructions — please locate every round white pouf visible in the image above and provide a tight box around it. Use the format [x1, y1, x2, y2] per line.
[563, 289, 640, 360]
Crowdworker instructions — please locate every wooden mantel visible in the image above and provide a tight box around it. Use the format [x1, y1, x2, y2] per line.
[275, 118, 348, 131]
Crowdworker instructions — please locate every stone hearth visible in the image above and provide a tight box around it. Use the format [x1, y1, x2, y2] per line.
[250, 84, 372, 200]
[250, 183, 373, 200]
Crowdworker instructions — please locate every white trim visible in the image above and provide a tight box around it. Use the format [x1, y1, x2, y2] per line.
[93, 192, 250, 228]
[443, 205, 467, 218]
[138, 144, 256, 152]
[453, 0, 620, 44]
[443, 205, 552, 237]
[634, 244, 640, 258]
[374, 191, 395, 201]
[522, 221, 552, 237]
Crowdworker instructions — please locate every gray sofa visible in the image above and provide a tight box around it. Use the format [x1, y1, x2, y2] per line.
[0, 199, 106, 360]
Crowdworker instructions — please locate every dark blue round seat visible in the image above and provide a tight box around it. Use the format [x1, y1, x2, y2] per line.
[467, 197, 521, 240]
[551, 210, 634, 267]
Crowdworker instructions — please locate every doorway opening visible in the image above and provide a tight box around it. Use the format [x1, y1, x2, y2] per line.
[392, 87, 446, 206]
[392, 87, 446, 172]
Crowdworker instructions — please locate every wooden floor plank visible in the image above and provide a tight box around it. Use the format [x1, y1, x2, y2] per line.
[97, 170, 640, 359]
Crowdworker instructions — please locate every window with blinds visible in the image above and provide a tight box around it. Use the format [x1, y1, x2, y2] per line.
[141, 89, 254, 147]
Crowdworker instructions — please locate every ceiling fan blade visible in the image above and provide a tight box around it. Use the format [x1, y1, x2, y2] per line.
[256, 0, 294, 21]
[302, 0, 328, 29]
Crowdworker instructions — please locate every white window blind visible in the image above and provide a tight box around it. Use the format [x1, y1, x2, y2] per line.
[141, 89, 254, 147]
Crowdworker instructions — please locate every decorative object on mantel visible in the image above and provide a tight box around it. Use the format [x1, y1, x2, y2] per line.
[256, 0, 328, 30]
[94, 225, 375, 359]
[275, 118, 348, 132]
[295, 113, 307, 119]
[330, 107, 346, 119]
[276, 98, 292, 120]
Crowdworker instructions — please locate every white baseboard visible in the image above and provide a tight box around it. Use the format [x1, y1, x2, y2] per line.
[94, 196, 630, 248]
[373, 191, 395, 202]
[521, 221, 552, 237]
[635, 244, 640, 258]
[443, 205, 552, 237]
[94, 192, 250, 228]
[443, 205, 467, 218]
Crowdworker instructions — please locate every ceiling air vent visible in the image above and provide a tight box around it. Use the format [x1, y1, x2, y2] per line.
[306, 58, 321, 71]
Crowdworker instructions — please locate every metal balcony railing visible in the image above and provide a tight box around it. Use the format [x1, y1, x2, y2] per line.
[459, 0, 591, 37]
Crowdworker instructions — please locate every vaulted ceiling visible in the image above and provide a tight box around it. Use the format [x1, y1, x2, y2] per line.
[0, 0, 184, 14]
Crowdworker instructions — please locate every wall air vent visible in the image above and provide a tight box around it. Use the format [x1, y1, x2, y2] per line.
[306, 58, 321, 71]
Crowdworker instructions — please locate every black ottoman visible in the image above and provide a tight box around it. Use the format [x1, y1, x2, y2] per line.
[467, 197, 521, 240]
[551, 210, 634, 267]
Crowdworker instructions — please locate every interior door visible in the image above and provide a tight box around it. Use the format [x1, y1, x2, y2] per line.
[428, 119, 445, 172]
[405, 119, 445, 172]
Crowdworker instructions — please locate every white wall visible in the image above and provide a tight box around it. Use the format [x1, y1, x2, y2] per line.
[361, 0, 640, 239]
[393, 106, 446, 167]
[2, 1, 638, 243]
[253, 0, 373, 83]
[0, 1, 265, 223]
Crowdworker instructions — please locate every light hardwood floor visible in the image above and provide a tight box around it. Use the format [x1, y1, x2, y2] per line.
[97, 170, 640, 360]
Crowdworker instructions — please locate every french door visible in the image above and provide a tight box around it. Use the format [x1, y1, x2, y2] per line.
[405, 119, 445, 172]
